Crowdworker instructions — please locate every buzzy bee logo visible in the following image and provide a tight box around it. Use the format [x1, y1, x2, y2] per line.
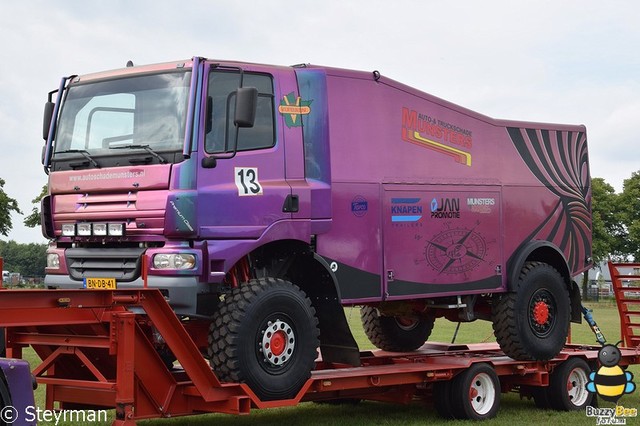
[587, 344, 635, 402]
[585, 343, 637, 424]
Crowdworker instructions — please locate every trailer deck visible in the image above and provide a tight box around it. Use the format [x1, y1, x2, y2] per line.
[0, 261, 636, 424]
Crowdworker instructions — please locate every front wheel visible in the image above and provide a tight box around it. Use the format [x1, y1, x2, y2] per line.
[492, 261, 570, 361]
[208, 278, 319, 401]
[360, 306, 434, 352]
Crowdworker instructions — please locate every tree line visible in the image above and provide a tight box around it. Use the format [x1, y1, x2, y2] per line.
[0, 240, 46, 278]
[0, 182, 46, 277]
[591, 171, 640, 263]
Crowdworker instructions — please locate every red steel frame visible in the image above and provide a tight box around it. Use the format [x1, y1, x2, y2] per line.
[0, 287, 638, 425]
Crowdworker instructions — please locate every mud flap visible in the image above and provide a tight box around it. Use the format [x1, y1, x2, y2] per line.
[313, 295, 361, 366]
[292, 252, 361, 366]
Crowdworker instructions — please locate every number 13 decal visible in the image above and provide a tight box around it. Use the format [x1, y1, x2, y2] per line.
[235, 167, 263, 196]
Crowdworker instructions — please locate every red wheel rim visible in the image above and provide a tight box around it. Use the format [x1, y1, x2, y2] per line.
[528, 289, 556, 338]
[533, 300, 550, 325]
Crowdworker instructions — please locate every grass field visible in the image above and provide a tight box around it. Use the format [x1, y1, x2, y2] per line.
[24, 299, 640, 425]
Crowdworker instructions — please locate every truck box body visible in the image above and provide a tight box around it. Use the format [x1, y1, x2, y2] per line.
[301, 66, 590, 302]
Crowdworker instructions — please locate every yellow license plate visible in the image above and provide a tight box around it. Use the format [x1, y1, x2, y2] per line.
[84, 277, 117, 290]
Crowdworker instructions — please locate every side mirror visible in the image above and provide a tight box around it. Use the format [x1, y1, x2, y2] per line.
[43, 101, 55, 140]
[234, 87, 258, 128]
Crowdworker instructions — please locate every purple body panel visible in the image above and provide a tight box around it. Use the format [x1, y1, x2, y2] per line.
[44, 58, 591, 313]
[304, 66, 590, 302]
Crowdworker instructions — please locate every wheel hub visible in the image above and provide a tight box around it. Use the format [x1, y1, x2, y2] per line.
[566, 368, 590, 406]
[532, 301, 550, 325]
[261, 319, 295, 366]
[270, 330, 286, 356]
[394, 316, 420, 331]
[469, 373, 495, 415]
[528, 289, 556, 338]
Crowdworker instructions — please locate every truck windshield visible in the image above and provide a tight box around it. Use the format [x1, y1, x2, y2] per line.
[54, 71, 191, 160]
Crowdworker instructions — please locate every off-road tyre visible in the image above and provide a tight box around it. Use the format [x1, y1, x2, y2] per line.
[208, 278, 319, 401]
[360, 306, 434, 352]
[492, 261, 570, 361]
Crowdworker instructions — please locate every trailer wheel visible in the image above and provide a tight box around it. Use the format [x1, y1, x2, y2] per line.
[450, 363, 500, 420]
[360, 306, 434, 352]
[433, 380, 455, 419]
[548, 358, 593, 410]
[208, 278, 319, 401]
[530, 386, 552, 409]
[492, 261, 570, 361]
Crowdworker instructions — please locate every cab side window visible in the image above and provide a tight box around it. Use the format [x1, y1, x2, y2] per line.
[205, 71, 275, 153]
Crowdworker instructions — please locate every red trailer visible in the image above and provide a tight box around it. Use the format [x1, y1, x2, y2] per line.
[0, 260, 633, 425]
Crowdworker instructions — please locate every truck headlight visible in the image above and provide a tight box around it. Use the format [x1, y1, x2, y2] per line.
[153, 254, 196, 270]
[47, 253, 60, 268]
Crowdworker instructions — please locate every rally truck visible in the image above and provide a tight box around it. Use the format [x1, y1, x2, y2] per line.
[40, 57, 591, 400]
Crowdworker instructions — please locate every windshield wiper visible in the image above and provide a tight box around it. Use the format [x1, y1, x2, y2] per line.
[110, 144, 167, 164]
[55, 149, 100, 168]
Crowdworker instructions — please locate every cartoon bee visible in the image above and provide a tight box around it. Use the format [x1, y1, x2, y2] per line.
[586, 343, 635, 402]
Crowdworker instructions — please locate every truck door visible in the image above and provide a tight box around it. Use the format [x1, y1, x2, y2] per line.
[382, 185, 503, 300]
[196, 66, 291, 239]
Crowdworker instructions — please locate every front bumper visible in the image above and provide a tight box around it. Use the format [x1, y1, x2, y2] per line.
[45, 274, 210, 316]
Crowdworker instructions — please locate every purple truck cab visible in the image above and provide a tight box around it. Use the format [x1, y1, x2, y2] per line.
[41, 57, 591, 400]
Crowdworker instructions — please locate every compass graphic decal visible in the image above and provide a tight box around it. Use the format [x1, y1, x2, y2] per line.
[424, 223, 487, 275]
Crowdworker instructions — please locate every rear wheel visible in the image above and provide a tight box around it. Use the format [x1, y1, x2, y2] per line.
[492, 261, 570, 360]
[208, 278, 319, 401]
[360, 306, 434, 352]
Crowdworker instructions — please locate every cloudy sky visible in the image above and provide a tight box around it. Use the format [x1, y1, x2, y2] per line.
[1, 1, 638, 243]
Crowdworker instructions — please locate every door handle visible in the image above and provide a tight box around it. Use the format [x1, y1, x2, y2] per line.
[282, 194, 299, 213]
